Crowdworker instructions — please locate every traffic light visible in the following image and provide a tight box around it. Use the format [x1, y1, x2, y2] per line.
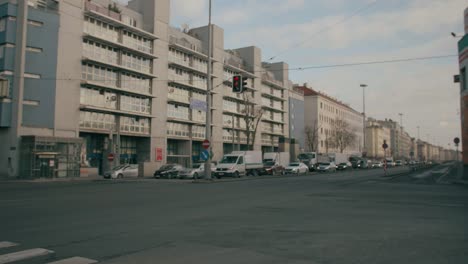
[232, 75, 242, 93]
[242, 77, 248, 90]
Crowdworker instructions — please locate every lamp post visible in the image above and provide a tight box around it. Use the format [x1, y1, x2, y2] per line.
[360, 84, 367, 156]
[204, 0, 213, 179]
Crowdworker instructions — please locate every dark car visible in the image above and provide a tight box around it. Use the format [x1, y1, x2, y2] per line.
[261, 160, 285, 175]
[337, 162, 349, 170]
[153, 164, 184, 179]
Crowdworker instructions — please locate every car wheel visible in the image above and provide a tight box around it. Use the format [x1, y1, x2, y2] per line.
[234, 171, 239, 178]
[117, 173, 123, 179]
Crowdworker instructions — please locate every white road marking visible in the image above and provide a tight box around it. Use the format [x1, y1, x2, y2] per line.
[0, 248, 54, 264]
[0, 242, 17, 249]
[47, 256, 97, 264]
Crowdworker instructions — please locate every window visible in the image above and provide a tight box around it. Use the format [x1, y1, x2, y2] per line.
[167, 122, 190, 137]
[79, 111, 116, 130]
[192, 125, 205, 139]
[83, 17, 118, 43]
[27, 19, 43, 27]
[82, 40, 118, 65]
[120, 116, 150, 134]
[120, 95, 151, 114]
[24, 73, 40, 79]
[81, 63, 117, 86]
[122, 31, 152, 54]
[122, 52, 151, 73]
[121, 73, 151, 93]
[26, 46, 42, 53]
[167, 104, 189, 120]
[168, 84, 190, 103]
[80, 88, 117, 109]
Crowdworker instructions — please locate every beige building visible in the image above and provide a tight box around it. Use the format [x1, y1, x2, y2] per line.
[365, 118, 391, 159]
[299, 85, 363, 155]
[376, 119, 412, 160]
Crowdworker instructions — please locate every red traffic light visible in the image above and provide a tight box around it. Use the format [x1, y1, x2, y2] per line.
[233, 76, 240, 81]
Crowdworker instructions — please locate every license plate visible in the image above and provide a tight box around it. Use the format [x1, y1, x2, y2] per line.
[218, 173, 224, 176]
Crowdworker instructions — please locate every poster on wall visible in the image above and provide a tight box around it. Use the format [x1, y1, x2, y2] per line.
[156, 148, 163, 162]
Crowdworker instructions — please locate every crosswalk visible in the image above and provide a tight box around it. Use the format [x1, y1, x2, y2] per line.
[0, 240, 97, 264]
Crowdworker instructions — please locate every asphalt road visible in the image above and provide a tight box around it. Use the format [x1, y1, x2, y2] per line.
[1, 166, 467, 264]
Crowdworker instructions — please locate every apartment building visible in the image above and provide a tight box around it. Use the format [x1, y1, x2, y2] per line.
[0, 0, 293, 178]
[299, 85, 364, 155]
[376, 119, 412, 160]
[289, 85, 305, 156]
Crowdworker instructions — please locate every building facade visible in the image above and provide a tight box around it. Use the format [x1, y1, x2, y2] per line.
[458, 6, 468, 179]
[300, 85, 363, 155]
[375, 119, 412, 160]
[0, 0, 295, 178]
[288, 84, 305, 155]
[365, 118, 391, 159]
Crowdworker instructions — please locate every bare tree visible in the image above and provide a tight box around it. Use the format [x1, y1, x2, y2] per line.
[330, 117, 356, 153]
[304, 120, 320, 152]
[240, 93, 264, 150]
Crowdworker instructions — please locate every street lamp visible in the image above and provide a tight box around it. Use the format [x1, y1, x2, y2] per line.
[360, 84, 367, 156]
[204, 0, 213, 180]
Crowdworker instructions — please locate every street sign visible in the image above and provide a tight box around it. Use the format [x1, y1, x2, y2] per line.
[156, 148, 163, 161]
[382, 143, 388, 149]
[202, 139, 210, 150]
[454, 137, 460, 146]
[190, 99, 207, 112]
[107, 153, 115, 162]
[200, 150, 210, 161]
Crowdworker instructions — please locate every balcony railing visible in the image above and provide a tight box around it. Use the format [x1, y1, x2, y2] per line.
[85, 1, 121, 21]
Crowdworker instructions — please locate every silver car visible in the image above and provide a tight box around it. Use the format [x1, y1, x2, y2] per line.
[179, 163, 216, 179]
[104, 164, 139, 179]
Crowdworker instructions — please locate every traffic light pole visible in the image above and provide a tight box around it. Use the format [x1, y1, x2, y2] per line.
[204, 0, 212, 180]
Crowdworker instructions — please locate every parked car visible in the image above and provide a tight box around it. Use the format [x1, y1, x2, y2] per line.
[178, 163, 216, 179]
[317, 162, 337, 172]
[337, 162, 350, 170]
[153, 164, 185, 179]
[104, 164, 138, 179]
[395, 160, 403, 166]
[284, 162, 309, 175]
[371, 161, 383, 168]
[261, 160, 286, 175]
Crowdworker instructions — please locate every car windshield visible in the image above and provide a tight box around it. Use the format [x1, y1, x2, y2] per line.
[289, 163, 300, 167]
[160, 165, 175, 170]
[220, 156, 238, 164]
[192, 164, 201, 169]
[298, 153, 315, 159]
[339, 163, 347, 165]
[319, 163, 330, 165]
[112, 165, 126, 171]
[264, 161, 275, 166]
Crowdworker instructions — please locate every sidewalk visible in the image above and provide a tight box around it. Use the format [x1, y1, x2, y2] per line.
[0, 175, 103, 184]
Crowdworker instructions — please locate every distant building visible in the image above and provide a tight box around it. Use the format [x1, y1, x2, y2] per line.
[289, 85, 305, 157]
[365, 118, 391, 159]
[298, 85, 363, 155]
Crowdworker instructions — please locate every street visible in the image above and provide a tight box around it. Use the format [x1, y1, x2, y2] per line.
[1, 167, 467, 264]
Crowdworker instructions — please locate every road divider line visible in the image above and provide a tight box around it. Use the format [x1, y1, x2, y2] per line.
[0, 248, 54, 264]
[47, 256, 97, 264]
[0, 242, 17, 249]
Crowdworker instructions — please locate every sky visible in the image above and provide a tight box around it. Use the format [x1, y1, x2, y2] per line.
[119, 0, 466, 149]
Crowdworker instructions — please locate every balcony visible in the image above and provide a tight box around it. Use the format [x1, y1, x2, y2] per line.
[261, 73, 285, 89]
[82, 56, 156, 79]
[169, 36, 208, 57]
